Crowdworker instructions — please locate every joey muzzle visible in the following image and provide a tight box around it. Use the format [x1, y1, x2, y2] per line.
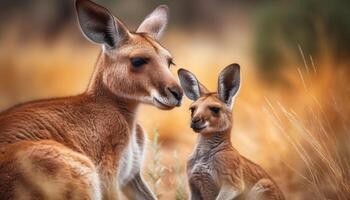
[191, 117, 207, 132]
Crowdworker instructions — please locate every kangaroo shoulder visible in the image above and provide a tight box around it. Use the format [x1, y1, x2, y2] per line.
[212, 150, 243, 182]
[213, 149, 241, 167]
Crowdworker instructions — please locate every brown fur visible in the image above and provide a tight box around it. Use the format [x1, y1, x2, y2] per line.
[0, 1, 182, 199]
[187, 93, 285, 200]
[179, 66, 284, 200]
[0, 140, 97, 200]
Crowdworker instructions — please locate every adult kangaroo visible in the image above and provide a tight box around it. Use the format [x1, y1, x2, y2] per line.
[0, 0, 183, 199]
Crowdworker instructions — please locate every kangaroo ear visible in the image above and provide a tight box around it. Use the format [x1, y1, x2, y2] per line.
[76, 0, 129, 49]
[218, 64, 241, 109]
[136, 5, 169, 40]
[178, 69, 208, 101]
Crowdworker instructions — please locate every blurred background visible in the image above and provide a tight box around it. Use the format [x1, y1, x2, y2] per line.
[0, 0, 349, 199]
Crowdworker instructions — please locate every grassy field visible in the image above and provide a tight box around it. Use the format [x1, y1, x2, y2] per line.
[0, 28, 349, 199]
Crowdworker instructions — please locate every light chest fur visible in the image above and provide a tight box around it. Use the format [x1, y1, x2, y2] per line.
[118, 125, 145, 187]
[186, 137, 285, 200]
[187, 143, 223, 192]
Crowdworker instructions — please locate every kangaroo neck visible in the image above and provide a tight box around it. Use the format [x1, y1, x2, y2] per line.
[196, 129, 233, 154]
[85, 51, 139, 125]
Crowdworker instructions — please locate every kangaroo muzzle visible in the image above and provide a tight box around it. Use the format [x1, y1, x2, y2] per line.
[191, 117, 207, 132]
[151, 84, 183, 109]
[166, 85, 183, 106]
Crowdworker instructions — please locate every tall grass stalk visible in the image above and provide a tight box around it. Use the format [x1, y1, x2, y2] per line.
[147, 130, 166, 199]
[173, 151, 187, 200]
[265, 52, 350, 199]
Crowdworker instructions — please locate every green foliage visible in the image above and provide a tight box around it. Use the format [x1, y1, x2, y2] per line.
[254, 0, 350, 76]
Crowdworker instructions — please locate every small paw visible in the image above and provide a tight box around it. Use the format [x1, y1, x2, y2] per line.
[252, 179, 274, 193]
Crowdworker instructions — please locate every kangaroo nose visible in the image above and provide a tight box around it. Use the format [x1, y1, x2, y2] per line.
[167, 86, 183, 103]
[191, 118, 202, 128]
[191, 117, 201, 125]
[191, 117, 206, 132]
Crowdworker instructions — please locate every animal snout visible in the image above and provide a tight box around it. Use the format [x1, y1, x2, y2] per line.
[167, 86, 183, 105]
[191, 117, 207, 132]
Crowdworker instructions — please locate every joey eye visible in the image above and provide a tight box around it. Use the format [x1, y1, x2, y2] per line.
[209, 107, 220, 114]
[131, 57, 148, 68]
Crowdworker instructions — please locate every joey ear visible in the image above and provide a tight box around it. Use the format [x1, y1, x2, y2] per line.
[75, 0, 129, 49]
[178, 69, 208, 101]
[136, 5, 169, 40]
[217, 64, 241, 109]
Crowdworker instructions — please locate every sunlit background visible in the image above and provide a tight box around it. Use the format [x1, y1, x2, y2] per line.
[0, 0, 349, 199]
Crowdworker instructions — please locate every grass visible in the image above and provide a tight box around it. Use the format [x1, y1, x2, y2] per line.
[266, 99, 350, 199]
[173, 151, 187, 200]
[146, 131, 188, 200]
[264, 58, 350, 199]
[147, 130, 167, 199]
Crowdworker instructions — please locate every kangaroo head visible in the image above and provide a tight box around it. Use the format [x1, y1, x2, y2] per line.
[178, 64, 240, 135]
[76, 0, 183, 109]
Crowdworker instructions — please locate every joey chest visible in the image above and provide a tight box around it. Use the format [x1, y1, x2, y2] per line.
[187, 151, 219, 187]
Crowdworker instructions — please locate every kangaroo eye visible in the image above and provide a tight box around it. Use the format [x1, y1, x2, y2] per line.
[189, 107, 195, 114]
[209, 107, 220, 114]
[131, 57, 148, 68]
[168, 58, 176, 68]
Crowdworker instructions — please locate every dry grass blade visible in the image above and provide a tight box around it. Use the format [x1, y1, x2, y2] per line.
[147, 130, 167, 199]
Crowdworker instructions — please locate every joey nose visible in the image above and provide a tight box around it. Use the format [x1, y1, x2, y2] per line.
[191, 117, 206, 131]
[191, 118, 201, 126]
[167, 86, 183, 105]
